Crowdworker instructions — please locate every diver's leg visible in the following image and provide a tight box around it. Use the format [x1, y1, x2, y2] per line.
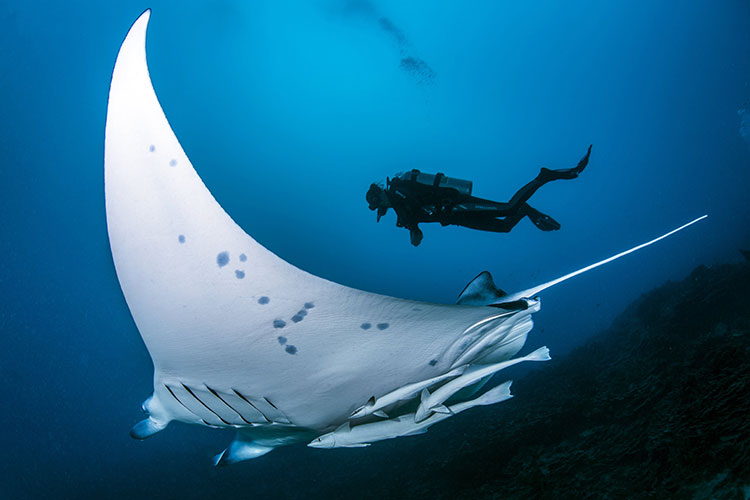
[453, 196, 512, 215]
[505, 144, 592, 209]
[438, 145, 590, 230]
[447, 212, 524, 233]
[446, 205, 560, 233]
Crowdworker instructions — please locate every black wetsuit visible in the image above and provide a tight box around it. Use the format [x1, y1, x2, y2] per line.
[373, 145, 591, 246]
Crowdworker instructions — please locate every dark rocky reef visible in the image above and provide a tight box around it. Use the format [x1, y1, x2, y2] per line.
[417, 262, 750, 499]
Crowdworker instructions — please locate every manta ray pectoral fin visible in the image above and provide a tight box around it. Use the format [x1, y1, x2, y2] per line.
[129, 416, 168, 440]
[373, 410, 389, 419]
[402, 428, 429, 437]
[457, 271, 507, 306]
[213, 437, 275, 467]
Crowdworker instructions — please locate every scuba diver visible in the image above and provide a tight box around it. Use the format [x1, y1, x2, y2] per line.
[366, 145, 592, 246]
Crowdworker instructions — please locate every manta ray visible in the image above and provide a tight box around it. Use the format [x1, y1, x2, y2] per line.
[104, 10, 707, 465]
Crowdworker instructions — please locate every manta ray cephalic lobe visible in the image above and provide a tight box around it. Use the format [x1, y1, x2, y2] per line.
[104, 10, 707, 464]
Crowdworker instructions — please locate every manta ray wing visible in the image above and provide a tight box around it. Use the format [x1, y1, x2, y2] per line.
[105, 11, 507, 437]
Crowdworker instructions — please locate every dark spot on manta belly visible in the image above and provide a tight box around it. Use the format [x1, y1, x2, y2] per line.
[169, 159, 178, 167]
[291, 314, 304, 323]
[239, 253, 247, 262]
[297, 309, 307, 317]
[377, 323, 390, 330]
[277, 336, 287, 345]
[217, 252, 229, 267]
[149, 144, 155, 152]
[178, 234, 185, 243]
[360, 323, 371, 330]
[285, 345, 297, 355]
[235, 270, 245, 279]
[258, 296, 270, 305]
[273, 319, 286, 328]
[304, 302, 314, 309]
[429, 359, 438, 366]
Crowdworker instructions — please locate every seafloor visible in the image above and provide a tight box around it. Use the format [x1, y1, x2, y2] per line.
[428, 261, 750, 499]
[299, 260, 750, 500]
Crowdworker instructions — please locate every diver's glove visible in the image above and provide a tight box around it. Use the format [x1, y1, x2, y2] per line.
[409, 226, 424, 246]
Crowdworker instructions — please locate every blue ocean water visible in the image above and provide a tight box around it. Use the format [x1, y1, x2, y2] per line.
[1, 0, 749, 497]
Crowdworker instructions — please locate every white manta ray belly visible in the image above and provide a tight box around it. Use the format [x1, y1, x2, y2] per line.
[106, 11, 706, 463]
[105, 11, 523, 433]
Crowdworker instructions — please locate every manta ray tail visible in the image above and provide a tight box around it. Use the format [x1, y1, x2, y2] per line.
[498, 215, 708, 305]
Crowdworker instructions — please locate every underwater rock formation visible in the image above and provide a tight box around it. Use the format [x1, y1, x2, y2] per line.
[739, 104, 750, 150]
[418, 262, 750, 499]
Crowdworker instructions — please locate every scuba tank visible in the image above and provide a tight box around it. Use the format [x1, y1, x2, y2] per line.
[395, 169, 473, 196]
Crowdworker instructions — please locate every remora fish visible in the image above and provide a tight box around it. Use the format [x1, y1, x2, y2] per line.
[309, 381, 515, 448]
[414, 346, 550, 423]
[350, 365, 467, 419]
[105, 10, 707, 464]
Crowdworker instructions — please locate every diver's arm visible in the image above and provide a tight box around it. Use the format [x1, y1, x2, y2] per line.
[388, 194, 426, 246]
[376, 207, 388, 222]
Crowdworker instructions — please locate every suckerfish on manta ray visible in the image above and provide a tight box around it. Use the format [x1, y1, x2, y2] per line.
[413, 346, 551, 423]
[105, 10, 708, 465]
[310, 380, 515, 449]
